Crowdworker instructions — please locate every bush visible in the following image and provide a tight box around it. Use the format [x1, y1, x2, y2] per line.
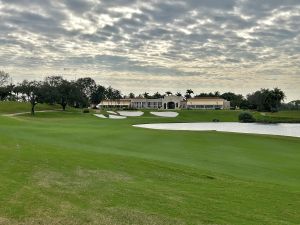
[238, 112, 256, 123]
[82, 108, 90, 113]
[212, 118, 220, 122]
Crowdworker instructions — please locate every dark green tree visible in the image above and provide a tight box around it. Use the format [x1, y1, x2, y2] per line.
[153, 92, 163, 99]
[18, 80, 43, 115]
[91, 85, 106, 105]
[76, 77, 97, 101]
[128, 93, 135, 98]
[185, 89, 194, 99]
[143, 92, 150, 98]
[247, 88, 285, 112]
[221, 92, 244, 109]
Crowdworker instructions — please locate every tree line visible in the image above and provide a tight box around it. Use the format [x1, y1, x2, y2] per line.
[0, 71, 121, 114]
[0, 70, 292, 114]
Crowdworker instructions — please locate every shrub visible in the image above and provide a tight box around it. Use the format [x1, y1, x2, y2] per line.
[238, 112, 256, 123]
[212, 118, 220, 122]
[82, 108, 90, 113]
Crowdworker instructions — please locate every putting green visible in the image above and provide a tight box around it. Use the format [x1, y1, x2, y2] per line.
[0, 108, 299, 225]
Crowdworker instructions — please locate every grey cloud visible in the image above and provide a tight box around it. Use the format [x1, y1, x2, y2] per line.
[239, 0, 300, 18]
[0, 0, 299, 100]
[187, 0, 235, 10]
[63, 0, 94, 13]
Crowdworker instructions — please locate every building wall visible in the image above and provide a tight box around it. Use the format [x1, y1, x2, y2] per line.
[99, 99, 131, 108]
[162, 96, 184, 109]
[186, 98, 230, 109]
[98, 97, 230, 110]
[130, 98, 162, 109]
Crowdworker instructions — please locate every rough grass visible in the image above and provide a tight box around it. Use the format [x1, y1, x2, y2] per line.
[0, 105, 300, 224]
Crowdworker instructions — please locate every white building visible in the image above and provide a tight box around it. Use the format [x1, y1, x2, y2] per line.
[98, 95, 230, 110]
[186, 97, 230, 110]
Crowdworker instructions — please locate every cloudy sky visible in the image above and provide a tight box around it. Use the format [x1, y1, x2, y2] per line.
[0, 0, 299, 100]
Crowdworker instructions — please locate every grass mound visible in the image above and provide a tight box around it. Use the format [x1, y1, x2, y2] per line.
[0, 101, 61, 114]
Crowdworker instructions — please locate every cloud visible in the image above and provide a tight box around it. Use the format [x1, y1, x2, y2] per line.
[0, 0, 299, 100]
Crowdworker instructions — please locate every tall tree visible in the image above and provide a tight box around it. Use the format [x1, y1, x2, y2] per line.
[0, 86, 10, 100]
[221, 92, 244, 109]
[18, 80, 43, 115]
[43, 76, 73, 111]
[128, 93, 135, 98]
[76, 77, 97, 101]
[68, 81, 88, 108]
[143, 92, 149, 98]
[271, 88, 285, 111]
[91, 85, 106, 105]
[153, 92, 163, 99]
[214, 91, 220, 97]
[185, 89, 194, 99]
[247, 88, 285, 112]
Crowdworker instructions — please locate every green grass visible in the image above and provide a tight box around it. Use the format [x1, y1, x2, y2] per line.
[0, 105, 300, 224]
[253, 110, 300, 123]
[0, 101, 61, 114]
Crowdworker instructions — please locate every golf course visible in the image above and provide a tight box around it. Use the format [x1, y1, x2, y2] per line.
[0, 103, 300, 225]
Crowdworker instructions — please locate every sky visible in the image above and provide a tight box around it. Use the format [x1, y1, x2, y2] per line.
[0, 0, 299, 101]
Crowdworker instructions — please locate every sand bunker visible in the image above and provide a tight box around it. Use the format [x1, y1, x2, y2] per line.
[133, 122, 300, 138]
[109, 115, 127, 119]
[117, 111, 144, 117]
[93, 114, 107, 118]
[150, 112, 179, 117]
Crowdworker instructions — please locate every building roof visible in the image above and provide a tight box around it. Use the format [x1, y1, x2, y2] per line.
[192, 97, 225, 99]
[187, 97, 227, 101]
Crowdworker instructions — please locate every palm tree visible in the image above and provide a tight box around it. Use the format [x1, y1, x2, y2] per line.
[214, 91, 220, 97]
[185, 89, 194, 99]
[143, 92, 149, 98]
[153, 92, 162, 99]
[272, 88, 285, 111]
[106, 86, 113, 107]
[129, 93, 135, 98]
[165, 91, 172, 96]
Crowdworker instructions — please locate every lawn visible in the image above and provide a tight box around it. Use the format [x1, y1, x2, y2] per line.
[0, 105, 300, 224]
[0, 101, 61, 114]
[253, 110, 300, 123]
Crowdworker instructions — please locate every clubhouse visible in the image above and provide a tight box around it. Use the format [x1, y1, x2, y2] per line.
[98, 95, 230, 110]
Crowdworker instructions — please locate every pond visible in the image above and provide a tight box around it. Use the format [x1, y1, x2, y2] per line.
[133, 122, 300, 138]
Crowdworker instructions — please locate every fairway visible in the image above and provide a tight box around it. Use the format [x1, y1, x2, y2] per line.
[0, 109, 300, 225]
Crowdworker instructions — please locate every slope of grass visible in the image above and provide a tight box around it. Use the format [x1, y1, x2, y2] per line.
[103, 109, 300, 123]
[0, 111, 299, 224]
[253, 110, 300, 123]
[0, 101, 61, 114]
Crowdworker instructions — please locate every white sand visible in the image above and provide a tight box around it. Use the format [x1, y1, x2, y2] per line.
[93, 114, 107, 119]
[109, 115, 127, 119]
[150, 112, 179, 117]
[133, 122, 300, 138]
[117, 111, 144, 117]
[107, 111, 117, 114]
